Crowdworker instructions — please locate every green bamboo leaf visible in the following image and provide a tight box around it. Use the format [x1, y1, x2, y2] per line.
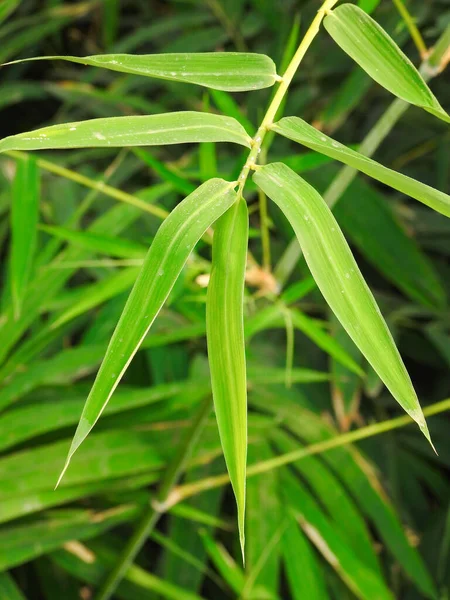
[39, 225, 147, 258]
[0, 0, 21, 25]
[206, 199, 248, 559]
[0, 345, 105, 412]
[282, 515, 327, 600]
[0, 381, 201, 453]
[0, 573, 25, 600]
[57, 179, 237, 486]
[50, 268, 139, 330]
[0, 112, 252, 154]
[282, 471, 393, 599]
[271, 117, 450, 218]
[133, 148, 197, 196]
[0, 430, 163, 501]
[4, 52, 278, 91]
[9, 155, 40, 318]
[323, 5, 450, 123]
[253, 163, 432, 445]
[246, 444, 282, 595]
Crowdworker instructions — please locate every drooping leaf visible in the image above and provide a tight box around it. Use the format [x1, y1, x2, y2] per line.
[324, 4, 450, 123]
[206, 199, 248, 559]
[9, 155, 40, 318]
[0, 112, 252, 154]
[253, 163, 431, 444]
[57, 179, 237, 485]
[4, 52, 278, 92]
[330, 175, 446, 310]
[271, 117, 450, 218]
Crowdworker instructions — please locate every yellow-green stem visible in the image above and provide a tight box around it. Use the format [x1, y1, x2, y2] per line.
[392, 0, 427, 59]
[5, 150, 169, 220]
[257, 149, 272, 271]
[237, 0, 339, 193]
[169, 397, 450, 505]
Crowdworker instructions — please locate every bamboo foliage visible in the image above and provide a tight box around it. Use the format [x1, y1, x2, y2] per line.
[0, 1, 449, 598]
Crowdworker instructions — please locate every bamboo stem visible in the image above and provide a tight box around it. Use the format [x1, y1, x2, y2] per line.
[170, 397, 450, 505]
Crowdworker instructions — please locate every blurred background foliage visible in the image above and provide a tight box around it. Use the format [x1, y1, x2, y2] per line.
[0, 0, 449, 598]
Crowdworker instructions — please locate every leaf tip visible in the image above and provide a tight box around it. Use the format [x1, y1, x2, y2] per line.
[419, 420, 438, 455]
[55, 457, 71, 489]
[239, 529, 246, 566]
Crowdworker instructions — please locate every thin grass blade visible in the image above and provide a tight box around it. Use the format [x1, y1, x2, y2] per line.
[206, 199, 248, 560]
[253, 163, 432, 445]
[39, 225, 146, 258]
[9, 155, 39, 318]
[0, 112, 252, 154]
[56, 179, 237, 486]
[282, 514, 327, 600]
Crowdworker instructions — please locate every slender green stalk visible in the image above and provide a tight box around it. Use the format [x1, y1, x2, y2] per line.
[258, 184, 271, 271]
[95, 396, 212, 600]
[4, 150, 169, 220]
[274, 29, 450, 286]
[205, 0, 247, 51]
[237, 0, 339, 194]
[169, 397, 450, 505]
[392, 0, 427, 58]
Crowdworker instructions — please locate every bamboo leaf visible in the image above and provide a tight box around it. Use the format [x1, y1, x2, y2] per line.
[282, 471, 393, 599]
[0, 381, 203, 453]
[57, 179, 237, 486]
[271, 117, 450, 218]
[206, 199, 248, 559]
[0, 0, 21, 25]
[246, 444, 282, 595]
[39, 225, 147, 258]
[253, 163, 432, 445]
[282, 514, 327, 600]
[4, 52, 278, 92]
[9, 155, 40, 318]
[0, 112, 252, 154]
[324, 5, 450, 123]
[50, 268, 139, 330]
